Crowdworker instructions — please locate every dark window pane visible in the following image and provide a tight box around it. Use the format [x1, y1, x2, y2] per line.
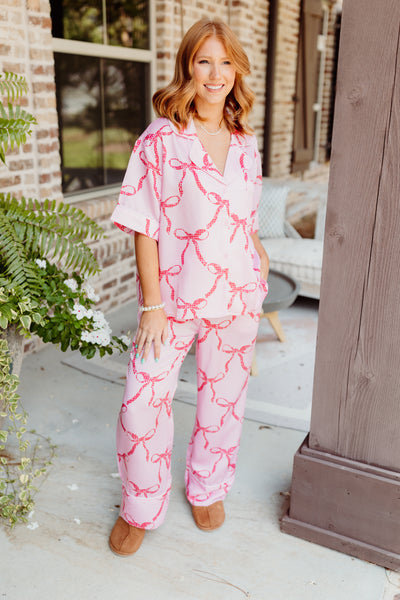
[103, 59, 149, 184]
[54, 53, 149, 193]
[50, 1, 103, 44]
[107, 1, 149, 50]
[54, 53, 103, 192]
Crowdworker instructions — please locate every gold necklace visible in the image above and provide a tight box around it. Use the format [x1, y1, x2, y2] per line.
[197, 121, 223, 136]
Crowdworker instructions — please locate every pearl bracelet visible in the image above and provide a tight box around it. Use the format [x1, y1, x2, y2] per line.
[140, 302, 165, 312]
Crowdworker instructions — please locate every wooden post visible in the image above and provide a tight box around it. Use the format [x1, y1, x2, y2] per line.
[281, 0, 400, 570]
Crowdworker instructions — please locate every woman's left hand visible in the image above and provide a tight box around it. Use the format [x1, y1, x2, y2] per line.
[259, 253, 269, 282]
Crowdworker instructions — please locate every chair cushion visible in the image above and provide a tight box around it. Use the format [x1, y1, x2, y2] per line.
[257, 182, 289, 239]
[262, 237, 323, 299]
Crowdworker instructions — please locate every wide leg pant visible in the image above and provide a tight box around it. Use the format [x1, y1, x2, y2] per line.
[116, 313, 260, 530]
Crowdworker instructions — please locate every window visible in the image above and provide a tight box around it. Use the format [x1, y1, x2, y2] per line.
[50, 1, 153, 195]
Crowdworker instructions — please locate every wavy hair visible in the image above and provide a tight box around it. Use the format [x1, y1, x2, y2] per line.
[152, 18, 255, 135]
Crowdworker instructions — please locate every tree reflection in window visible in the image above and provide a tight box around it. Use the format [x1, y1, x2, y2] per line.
[51, 0, 149, 49]
[107, 2, 149, 49]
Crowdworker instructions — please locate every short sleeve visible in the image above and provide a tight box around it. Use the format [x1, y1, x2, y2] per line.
[111, 126, 162, 240]
[249, 139, 262, 234]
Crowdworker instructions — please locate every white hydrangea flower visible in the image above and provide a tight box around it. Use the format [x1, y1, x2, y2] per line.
[72, 303, 89, 320]
[120, 335, 131, 346]
[81, 327, 111, 347]
[82, 282, 100, 302]
[90, 328, 111, 346]
[92, 311, 111, 333]
[81, 330, 92, 342]
[35, 259, 47, 269]
[64, 278, 79, 292]
[92, 310, 107, 324]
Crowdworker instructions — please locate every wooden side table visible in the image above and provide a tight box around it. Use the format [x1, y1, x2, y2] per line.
[251, 269, 300, 375]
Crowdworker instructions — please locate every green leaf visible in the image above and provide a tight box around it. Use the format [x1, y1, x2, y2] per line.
[19, 314, 31, 331]
[0, 104, 36, 164]
[60, 337, 69, 352]
[0, 73, 28, 103]
[31, 312, 43, 324]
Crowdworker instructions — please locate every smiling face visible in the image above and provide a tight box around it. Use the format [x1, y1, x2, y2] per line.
[192, 36, 236, 115]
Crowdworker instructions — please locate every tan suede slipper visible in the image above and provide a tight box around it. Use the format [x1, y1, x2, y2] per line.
[191, 501, 225, 531]
[109, 516, 145, 556]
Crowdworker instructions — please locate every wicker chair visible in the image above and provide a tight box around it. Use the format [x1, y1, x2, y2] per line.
[258, 179, 327, 300]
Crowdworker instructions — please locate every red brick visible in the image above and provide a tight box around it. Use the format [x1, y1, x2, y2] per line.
[0, 44, 11, 55]
[101, 258, 118, 269]
[8, 158, 34, 171]
[0, 175, 21, 187]
[29, 48, 53, 61]
[2, 62, 24, 73]
[39, 173, 50, 183]
[36, 129, 50, 139]
[32, 64, 54, 76]
[103, 279, 117, 290]
[121, 272, 135, 283]
[33, 81, 55, 93]
[38, 142, 59, 153]
[27, 0, 40, 10]
[28, 15, 52, 28]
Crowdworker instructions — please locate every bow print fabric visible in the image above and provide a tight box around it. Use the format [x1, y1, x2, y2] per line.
[111, 118, 267, 320]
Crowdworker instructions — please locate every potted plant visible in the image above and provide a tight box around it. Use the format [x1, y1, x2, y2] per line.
[0, 72, 129, 525]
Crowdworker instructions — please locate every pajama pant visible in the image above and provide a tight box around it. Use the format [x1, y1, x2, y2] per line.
[116, 312, 260, 530]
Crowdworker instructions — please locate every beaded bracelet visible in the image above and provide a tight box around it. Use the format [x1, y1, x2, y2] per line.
[140, 302, 165, 312]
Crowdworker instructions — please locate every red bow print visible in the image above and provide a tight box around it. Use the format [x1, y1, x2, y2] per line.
[176, 297, 208, 319]
[227, 281, 258, 314]
[159, 264, 182, 301]
[174, 228, 209, 266]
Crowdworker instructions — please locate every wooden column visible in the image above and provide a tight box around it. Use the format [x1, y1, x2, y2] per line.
[281, 0, 400, 570]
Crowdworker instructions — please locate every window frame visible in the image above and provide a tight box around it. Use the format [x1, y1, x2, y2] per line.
[51, 0, 156, 203]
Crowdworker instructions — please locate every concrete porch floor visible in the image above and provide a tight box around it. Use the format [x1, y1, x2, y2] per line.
[0, 299, 397, 599]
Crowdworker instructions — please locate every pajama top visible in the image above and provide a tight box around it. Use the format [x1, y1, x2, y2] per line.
[111, 117, 267, 320]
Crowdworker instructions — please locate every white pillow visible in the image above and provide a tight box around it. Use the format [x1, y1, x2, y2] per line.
[257, 182, 289, 239]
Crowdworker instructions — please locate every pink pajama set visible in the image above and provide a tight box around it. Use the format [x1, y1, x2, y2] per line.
[111, 118, 268, 529]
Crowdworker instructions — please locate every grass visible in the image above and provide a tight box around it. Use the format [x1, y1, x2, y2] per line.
[63, 127, 134, 169]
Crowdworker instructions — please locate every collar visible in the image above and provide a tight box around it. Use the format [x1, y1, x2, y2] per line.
[168, 118, 252, 185]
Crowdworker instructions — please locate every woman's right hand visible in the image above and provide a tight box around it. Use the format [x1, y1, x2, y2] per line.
[135, 309, 169, 363]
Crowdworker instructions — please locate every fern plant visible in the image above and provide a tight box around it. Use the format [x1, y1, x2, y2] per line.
[0, 72, 36, 164]
[0, 72, 121, 349]
[0, 195, 103, 297]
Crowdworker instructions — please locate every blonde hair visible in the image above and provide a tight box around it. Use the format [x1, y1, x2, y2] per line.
[152, 18, 255, 135]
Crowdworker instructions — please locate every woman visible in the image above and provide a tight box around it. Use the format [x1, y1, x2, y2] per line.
[109, 17, 269, 556]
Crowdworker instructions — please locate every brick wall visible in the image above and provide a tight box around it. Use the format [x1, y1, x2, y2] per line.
[269, 0, 301, 177]
[0, 0, 62, 203]
[79, 195, 136, 315]
[229, 0, 269, 144]
[318, 1, 342, 163]
[269, 0, 341, 179]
